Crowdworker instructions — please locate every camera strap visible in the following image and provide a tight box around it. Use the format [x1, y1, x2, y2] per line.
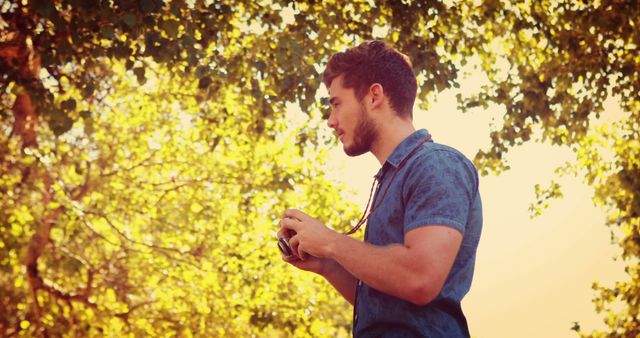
[344, 134, 432, 235]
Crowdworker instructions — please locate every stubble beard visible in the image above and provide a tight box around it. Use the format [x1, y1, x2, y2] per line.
[344, 103, 378, 157]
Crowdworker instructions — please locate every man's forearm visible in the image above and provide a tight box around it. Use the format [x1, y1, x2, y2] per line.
[326, 234, 433, 305]
[322, 259, 358, 305]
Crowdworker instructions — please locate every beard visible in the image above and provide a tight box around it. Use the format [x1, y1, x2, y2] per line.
[344, 103, 378, 157]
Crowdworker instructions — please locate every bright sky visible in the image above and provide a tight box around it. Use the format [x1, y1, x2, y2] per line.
[321, 78, 628, 337]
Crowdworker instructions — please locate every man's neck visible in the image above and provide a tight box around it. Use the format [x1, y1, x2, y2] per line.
[370, 121, 416, 165]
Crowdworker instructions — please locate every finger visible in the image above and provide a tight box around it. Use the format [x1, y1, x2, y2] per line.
[288, 235, 299, 250]
[277, 226, 296, 240]
[279, 217, 300, 232]
[297, 244, 308, 261]
[288, 236, 306, 260]
[288, 236, 302, 259]
[283, 209, 309, 222]
[282, 254, 299, 263]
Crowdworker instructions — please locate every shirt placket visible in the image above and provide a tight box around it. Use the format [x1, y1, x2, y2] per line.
[353, 168, 388, 329]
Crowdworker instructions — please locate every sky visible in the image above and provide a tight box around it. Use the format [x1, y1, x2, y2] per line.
[320, 79, 628, 337]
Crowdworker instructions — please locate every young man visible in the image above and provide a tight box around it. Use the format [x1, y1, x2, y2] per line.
[277, 40, 482, 337]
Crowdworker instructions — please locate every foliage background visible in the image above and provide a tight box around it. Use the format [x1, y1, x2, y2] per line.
[1, 0, 638, 337]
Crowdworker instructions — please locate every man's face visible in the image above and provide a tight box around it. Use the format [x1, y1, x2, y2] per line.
[327, 75, 378, 156]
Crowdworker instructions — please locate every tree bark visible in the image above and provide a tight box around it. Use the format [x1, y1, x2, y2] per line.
[11, 93, 38, 148]
[1, 30, 64, 332]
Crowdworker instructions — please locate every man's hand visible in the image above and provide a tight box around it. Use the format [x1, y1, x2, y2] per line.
[281, 254, 332, 275]
[278, 209, 338, 260]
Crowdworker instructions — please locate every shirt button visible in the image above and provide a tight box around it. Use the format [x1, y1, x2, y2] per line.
[354, 314, 358, 322]
[357, 280, 362, 287]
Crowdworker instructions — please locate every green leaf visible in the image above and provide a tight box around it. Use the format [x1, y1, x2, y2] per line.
[121, 13, 138, 28]
[79, 110, 91, 119]
[101, 26, 115, 40]
[140, 0, 160, 13]
[170, 3, 181, 16]
[83, 83, 95, 98]
[83, 116, 94, 135]
[61, 99, 77, 111]
[280, 76, 294, 94]
[195, 65, 209, 78]
[33, 0, 55, 18]
[198, 76, 212, 89]
[162, 20, 180, 39]
[49, 109, 74, 136]
[254, 61, 267, 72]
[114, 45, 133, 59]
[61, 257, 83, 274]
[133, 67, 146, 84]
[190, 203, 203, 213]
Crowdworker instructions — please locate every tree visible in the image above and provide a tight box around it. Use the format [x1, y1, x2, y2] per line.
[2, 0, 363, 335]
[1, 58, 362, 336]
[1, 0, 638, 336]
[446, 2, 639, 336]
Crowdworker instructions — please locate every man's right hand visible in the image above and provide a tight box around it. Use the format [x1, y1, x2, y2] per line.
[282, 254, 333, 276]
[277, 226, 337, 276]
[277, 228, 357, 305]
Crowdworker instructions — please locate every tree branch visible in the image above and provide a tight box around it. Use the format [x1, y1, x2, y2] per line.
[115, 301, 156, 323]
[70, 161, 92, 200]
[24, 172, 62, 322]
[78, 212, 206, 270]
[38, 276, 97, 309]
[99, 149, 160, 177]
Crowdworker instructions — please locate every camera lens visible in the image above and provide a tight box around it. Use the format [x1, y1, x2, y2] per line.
[278, 237, 292, 256]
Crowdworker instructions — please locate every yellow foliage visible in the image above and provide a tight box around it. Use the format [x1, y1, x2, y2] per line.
[0, 58, 358, 336]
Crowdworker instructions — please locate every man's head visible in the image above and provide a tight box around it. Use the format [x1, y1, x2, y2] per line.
[323, 40, 417, 118]
[323, 40, 417, 156]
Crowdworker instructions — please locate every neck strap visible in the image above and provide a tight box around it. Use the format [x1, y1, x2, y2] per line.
[344, 135, 432, 235]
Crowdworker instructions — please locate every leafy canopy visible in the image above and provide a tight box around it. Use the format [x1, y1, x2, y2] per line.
[1, 0, 639, 337]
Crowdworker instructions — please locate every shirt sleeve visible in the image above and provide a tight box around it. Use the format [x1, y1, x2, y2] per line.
[402, 149, 479, 235]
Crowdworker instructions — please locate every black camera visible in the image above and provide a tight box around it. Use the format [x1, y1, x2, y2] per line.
[278, 216, 298, 257]
[277, 237, 293, 257]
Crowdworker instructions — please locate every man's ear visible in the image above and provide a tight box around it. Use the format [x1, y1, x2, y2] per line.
[368, 83, 384, 109]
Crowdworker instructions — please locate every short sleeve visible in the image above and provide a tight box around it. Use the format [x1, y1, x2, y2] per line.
[402, 149, 479, 235]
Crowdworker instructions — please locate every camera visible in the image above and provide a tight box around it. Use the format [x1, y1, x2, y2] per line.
[278, 237, 293, 257]
[277, 216, 298, 257]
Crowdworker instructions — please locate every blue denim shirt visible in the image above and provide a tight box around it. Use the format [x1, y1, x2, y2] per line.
[353, 129, 483, 338]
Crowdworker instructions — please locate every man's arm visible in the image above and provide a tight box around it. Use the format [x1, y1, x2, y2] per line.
[322, 259, 358, 305]
[281, 209, 462, 306]
[329, 225, 462, 305]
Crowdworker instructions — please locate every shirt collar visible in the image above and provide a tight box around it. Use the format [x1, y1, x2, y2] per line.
[374, 129, 432, 180]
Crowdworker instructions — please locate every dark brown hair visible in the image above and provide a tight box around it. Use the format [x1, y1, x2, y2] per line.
[323, 40, 418, 118]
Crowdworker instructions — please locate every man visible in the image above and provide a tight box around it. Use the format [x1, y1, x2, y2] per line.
[277, 40, 482, 337]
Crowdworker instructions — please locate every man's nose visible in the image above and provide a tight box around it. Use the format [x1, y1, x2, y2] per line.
[327, 110, 337, 129]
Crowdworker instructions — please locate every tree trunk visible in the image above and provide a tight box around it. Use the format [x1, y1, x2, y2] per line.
[12, 93, 38, 148]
